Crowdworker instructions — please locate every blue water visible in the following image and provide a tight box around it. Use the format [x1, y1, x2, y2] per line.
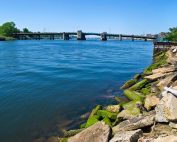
[0, 40, 153, 142]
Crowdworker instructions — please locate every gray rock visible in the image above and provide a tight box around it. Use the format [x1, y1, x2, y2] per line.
[109, 129, 143, 142]
[154, 135, 177, 142]
[68, 121, 111, 142]
[113, 111, 155, 133]
[138, 138, 155, 142]
[155, 92, 177, 122]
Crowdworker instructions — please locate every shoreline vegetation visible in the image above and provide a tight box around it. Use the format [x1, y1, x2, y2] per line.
[40, 44, 177, 142]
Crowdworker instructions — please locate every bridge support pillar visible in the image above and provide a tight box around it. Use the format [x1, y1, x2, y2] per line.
[119, 34, 122, 41]
[101, 32, 107, 41]
[77, 30, 86, 40]
[50, 35, 54, 40]
[63, 33, 69, 40]
[132, 35, 134, 41]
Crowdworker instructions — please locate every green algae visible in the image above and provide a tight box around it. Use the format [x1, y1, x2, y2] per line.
[63, 129, 84, 137]
[123, 90, 144, 101]
[129, 79, 149, 91]
[85, 115, 99, 128]
[89, 105, 102, 117]
[122, 100, 142, 110]
[121, 79, 136, 89]
[144, 52, 168, 75]
[103, 117, 112, 127]
[97, 110, 117, 120]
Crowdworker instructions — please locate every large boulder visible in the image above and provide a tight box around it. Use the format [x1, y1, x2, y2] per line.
[109, 129, 143, 142]
[155, 92, 177, 122]
[113, 111, 155, 133]
[144, 95, 160, 111]
[68, 121, 111, 142]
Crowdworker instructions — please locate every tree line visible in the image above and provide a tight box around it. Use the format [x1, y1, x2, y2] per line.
[0, 22, 31, 37]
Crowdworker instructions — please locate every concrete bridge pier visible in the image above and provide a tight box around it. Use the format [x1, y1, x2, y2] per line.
[77, 30, 86, 40]
[50, 35, 54, 40]
[132, 35, 134, 41]
[63, 33, 69, 40]
[119, 34, 122, 41]
[101, 32, 107, 41]
[33, 35, 40, 40]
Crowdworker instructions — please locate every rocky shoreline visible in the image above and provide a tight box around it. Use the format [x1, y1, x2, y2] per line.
[36, 44, 177, 142]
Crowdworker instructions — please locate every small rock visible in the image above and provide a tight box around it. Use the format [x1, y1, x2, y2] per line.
[144, 95, 160, 111]
[155, 92, 177, 122]
[106, 105, 120, 113]
[109, 129, 143, 142]
[113, 111, 155, 133]
[169, 122, 177, 129]
[68, 121, 111, 142]
[154, 135, 177, 142]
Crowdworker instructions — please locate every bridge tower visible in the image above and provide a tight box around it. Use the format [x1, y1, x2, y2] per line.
[77, 30, 86, 40]
[101, 32, 107, 41]
[63, 32, 69, 40]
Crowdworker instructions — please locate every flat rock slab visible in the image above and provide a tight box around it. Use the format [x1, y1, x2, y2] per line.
[68, 121, 111, 142]
[152, 66, 177, 74]
[155, 92, 177, 122]
[113, 111, 155, 133]
[109, 129, 143, 142]
[144, 95, 160, 111]
[144, 73, 171, 81]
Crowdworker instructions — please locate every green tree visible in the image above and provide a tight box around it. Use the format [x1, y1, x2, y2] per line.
[165, 27, 177, 42]
[0, 22, 20, 37]
[23, 28, 30, 33]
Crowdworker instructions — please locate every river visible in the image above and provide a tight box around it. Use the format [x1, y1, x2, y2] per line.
[0, 40, 153, 142]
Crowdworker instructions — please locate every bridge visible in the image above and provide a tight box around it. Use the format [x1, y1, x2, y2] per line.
[14, 31, 156, 41]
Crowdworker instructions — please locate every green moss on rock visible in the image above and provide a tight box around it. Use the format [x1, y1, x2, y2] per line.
[60, 138, 68, 142]
[89, 105, 102, 117]
[97, 110, 117, 120]
[134, 74, 142, 81]
[63, 128, 84, 137]
[129, 79, 148, 91]
[80, 123, 86, 129]
[144, 52, 168, 75]
[103, 117, 112, 127]
[122, 100, 142, 110]
[123, 90, 144, 101]
[121, 79, 136, 89]
[85, 115, 99, 128]
[118, 107, 141, 119]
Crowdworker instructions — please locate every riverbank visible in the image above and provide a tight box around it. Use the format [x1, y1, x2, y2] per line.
[0, 35, 15, 41]
[51, 43, 177, 142]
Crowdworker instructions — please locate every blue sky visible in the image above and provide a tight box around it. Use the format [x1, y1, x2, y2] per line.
[0, 0, 176, 34]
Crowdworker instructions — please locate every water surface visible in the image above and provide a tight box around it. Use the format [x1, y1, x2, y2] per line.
[0, 40, 153, 142]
